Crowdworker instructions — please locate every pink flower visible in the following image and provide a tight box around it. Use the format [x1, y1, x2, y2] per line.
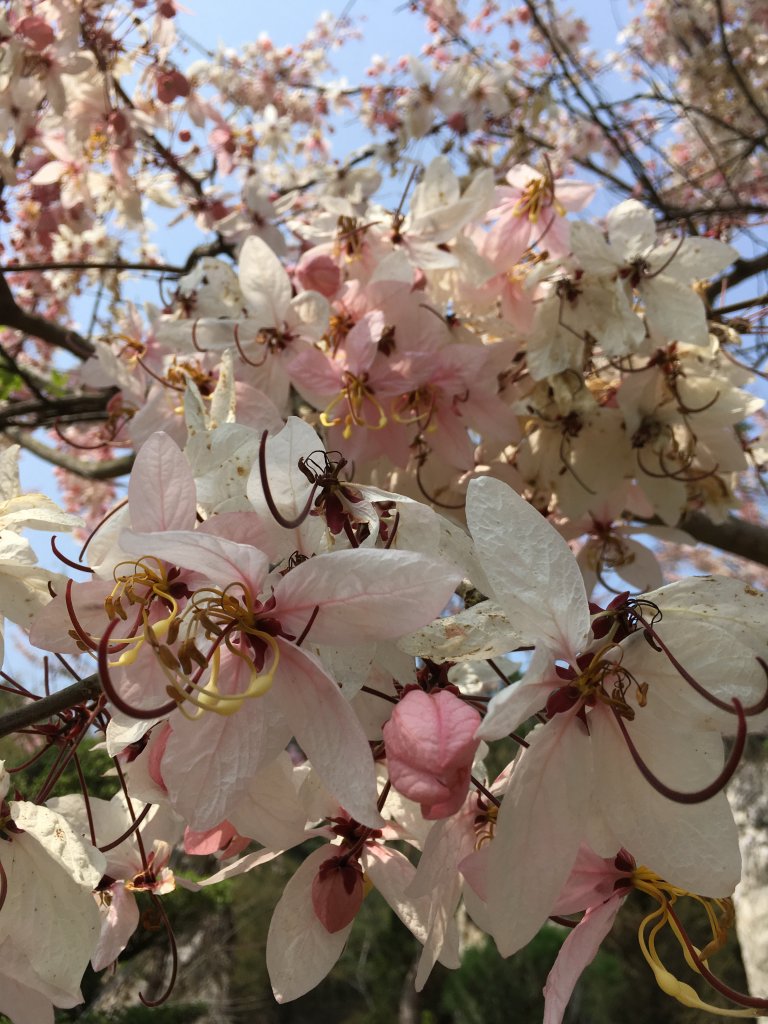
[383, 688, 481, 819]
[544, 846, 632, 1024]
[481, 163, 595, 266]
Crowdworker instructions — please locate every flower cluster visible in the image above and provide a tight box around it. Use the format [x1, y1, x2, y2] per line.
[2, 1, 768, 1021]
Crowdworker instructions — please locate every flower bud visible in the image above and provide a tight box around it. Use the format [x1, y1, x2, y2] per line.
[383, 688, 481, 819]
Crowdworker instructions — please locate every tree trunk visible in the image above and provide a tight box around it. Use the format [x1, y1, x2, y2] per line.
[728, 739, 768, 1021]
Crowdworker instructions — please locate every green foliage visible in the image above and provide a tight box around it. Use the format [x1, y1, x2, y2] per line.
[65, 1004, 207, 1023]
[9, 737, 119, 803]
[0, 368, 23, 400]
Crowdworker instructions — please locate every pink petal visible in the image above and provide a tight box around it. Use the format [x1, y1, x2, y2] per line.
[274, 642, 382, 827]
[274, 549, 460, 645]
[543, 896, 622, 1024]
[129, 432, 196, 533]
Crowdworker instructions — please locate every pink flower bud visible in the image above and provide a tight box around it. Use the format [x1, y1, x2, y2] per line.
[312, 852, 364, 933]
[156, 69, 191, 104]
[17, 17, 55, 50]
[383, 688, 481, 819]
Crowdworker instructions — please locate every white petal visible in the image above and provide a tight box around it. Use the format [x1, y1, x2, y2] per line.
[267, 844, 353, 1002]
[486, 717, 591, 955]
[275, 643, 382, 827]
[398, 600, 522, 662]
[239, 235, 292, 326]
[274, 549, 460, 645]
[606, 199, 656, 258]
[466, 477, 590, 658]
[478, 647, 554, 739]
[591, 709, 740, 896]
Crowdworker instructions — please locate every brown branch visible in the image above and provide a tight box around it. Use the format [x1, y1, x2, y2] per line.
[0, 271, 94, 359]
[712, 291, 768, 316]
[1, 260, 187, 276]
[713, 0, 768, 132]
[0, 392, 114, 430]
[675, 512, 768, 569]
[707, 251, 768, 302]
[2, 238, 235, 280]
[5, 429, 134, 480]
[0, 674, 102, 740]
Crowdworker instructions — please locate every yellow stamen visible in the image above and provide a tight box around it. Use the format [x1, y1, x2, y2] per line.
[176, 632, 280, 719]
[633, 868, 755, 1017]
[320, 373, 388, 439]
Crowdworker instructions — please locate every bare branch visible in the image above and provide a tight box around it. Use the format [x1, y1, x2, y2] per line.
[0, 392, 114, 430]
[678, 512, 768, 569]
[4, 429, 134, 480]
[707, 252, 768, 302]
[1, 260, 188, 276]
[0, 674, 102, 740]
[0, 271, 94, 359]
[713, 0, 768, 132]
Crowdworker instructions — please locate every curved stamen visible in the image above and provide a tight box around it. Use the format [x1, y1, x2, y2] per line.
[383, 510, 400, 549]
[190, 319, 209, 353]
[113, 749, 149, 870]
[98, 618, 178, 720]
[66, 580, 99, 653]
[72, 751, 97, 846]
[471, 775, 501, 807]
[549, 914, 580, 929]
[178, 634, 279, 718]
[135, 352, 186, 392]
[295, 606, 320, 647]
[52, 421, 114, 450]
[139, 895, 178, 1007]
[99, 802, 153, 853]
[634, 613, 768, 717]
[79, 498, 128, 562]
[342, 518, 360, 548]
[0, 859, 7, 914]
[612, 699, 746, 804]
[666, 901, 768, 1012]
[51, 536, 94, 573]
[415, 455, 466, 510]
[258, 430, 318, 528]
[673, 383, 721, 416]
[360, 684, 398, 705]
[232, 323, 268, 367]
[8, 741, 55, 773]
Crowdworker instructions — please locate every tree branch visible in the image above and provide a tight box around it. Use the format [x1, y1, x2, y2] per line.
[0, 271, 94, 359]
[707, 252, 768, 302]
[1, 260, 188, 276]
[678, 511, 768, 568]
[0, 391, 114, 430]
[4, 429, 134, 480]
[0, 674, 102, 740]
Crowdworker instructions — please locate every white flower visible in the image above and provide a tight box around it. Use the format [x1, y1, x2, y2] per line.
[0, 445, 82, 663]
[0, 763, 106, 1022]
[571, 200, 737, 347]
[463, 476, 768, 956]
